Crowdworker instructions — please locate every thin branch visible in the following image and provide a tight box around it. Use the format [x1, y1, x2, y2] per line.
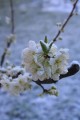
[49, 0, 79, 50]
[9, 0, 15, 34]
[0, 0, 15, 66]
[32, 80, 46, 92]
[0, 63, 79, 88]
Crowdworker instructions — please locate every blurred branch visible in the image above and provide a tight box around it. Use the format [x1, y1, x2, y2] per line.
[0, 63, 79, 87]
[0, 0, 15, 66]
[9, 0, 14, 34]
[49, 0, 79, 50]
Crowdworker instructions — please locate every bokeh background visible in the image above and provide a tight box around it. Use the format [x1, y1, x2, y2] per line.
[0, 0, 80, 120]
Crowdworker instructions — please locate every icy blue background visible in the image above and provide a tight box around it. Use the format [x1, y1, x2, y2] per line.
[0, 0, 80, 120]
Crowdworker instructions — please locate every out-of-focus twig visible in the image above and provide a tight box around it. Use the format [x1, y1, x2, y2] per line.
[9, 0, 14, 34]
[49, 0, 79, 50]
[0, 0, 15, 66]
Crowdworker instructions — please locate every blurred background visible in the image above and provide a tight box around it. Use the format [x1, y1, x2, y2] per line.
[0, 0, 80, 120]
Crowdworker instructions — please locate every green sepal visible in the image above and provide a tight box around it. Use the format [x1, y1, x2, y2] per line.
[44, 36, 48, 43]
[46, 86, 59, 96]
[38, 86, 58, 97]
[40, 40, 49, 54]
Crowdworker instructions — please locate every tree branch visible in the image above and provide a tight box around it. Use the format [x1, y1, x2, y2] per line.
[36, 63, 80, 84]
[0, 63, 79, 88]
[9, 0, 14, 34]
[32, 80, 46, 92]
[0, 0, 15, 66]
[49, 0, 79, 50]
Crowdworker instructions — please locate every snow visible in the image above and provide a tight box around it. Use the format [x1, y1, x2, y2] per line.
[0, 0, 80, 120]
[71, 60, 80, 66]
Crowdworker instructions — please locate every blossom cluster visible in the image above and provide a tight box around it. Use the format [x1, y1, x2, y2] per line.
[22, 40, 69, 81]
[0, 66, 32, 95]
[0, 40, 69, 96]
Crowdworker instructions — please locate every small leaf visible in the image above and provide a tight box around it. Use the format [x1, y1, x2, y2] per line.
[40, 40, 49, 54]
[38, 87, 59, 97]
[47, 86, 59, 96]
[51, 86, 56, 90]
[44, 36, 48, 43]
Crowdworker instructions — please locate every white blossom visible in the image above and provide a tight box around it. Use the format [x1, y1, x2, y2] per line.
[48, 43, 57, 57]
[0, 66, 32, 95]
[0, 39, 79, 96]
[49, 48, 69, 80]
[22, 40, 50, 81]
[0, 73, 31, 95]
[22, 40, 69, 81]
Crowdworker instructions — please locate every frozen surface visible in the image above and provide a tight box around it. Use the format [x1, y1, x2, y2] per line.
[0, 0, 80, 120]
[42, 0, 80, 13]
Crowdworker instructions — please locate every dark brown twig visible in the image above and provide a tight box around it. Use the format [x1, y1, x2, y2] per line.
[32, 80, 47, 92]
[9, 0, 14, 34]
[0, 63, 79, 88]
[49, 0, 79, 50]
[0, 0, 15, 66]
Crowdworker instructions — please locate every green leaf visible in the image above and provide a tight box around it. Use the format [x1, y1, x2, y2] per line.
[51, 86, 56, 90]
[38, 87, 59, 97]
[44, 36, 48, 43]
[47, 86, 59, 96]
[40, 40, 49, 54]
